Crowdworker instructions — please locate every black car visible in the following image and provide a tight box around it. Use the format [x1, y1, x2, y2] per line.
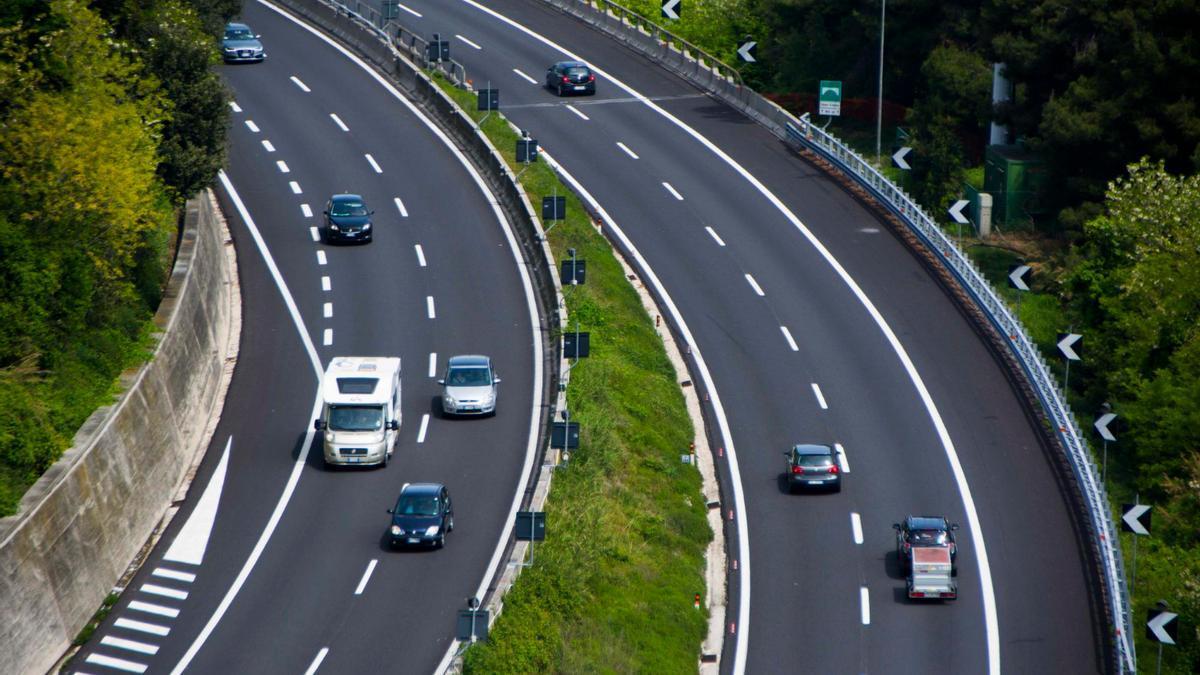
[894, 515, 959, 575]
[545, 61, 596, 96]
[222, 23, 265, 63]
[323, 194, 374, 243]
[388, 483, 454, 548]
[783, 444, 841, 492]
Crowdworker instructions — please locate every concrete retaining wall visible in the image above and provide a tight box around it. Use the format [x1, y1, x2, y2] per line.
[0, 192, 238, 675]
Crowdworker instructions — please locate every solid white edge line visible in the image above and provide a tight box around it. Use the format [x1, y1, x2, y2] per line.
[397, 2, 421, 18]
[303, 647, 329, 675]
[662, 181, 684, 200]
[811, 382, 828, 409]
[394, 197, 409, 217]
[511, 68, 537, 84]
[330, 113, 349, 131]
[744, 273, 765, 296]
[417, 413, 430, 444]
[565, 104, 589, 120]
[365, 153, 382, 173]
[301, 203, 313, 218]
[705, 226, 726, 246]
[428, 352, 437, 378]
[102, 635, 160, 655]
[780, 325, 799, 352]
[240, 8, 541, 675]
[86, 652, 148, 673]
[860, 586, 870, 624]
[850, 512, 863, 545]
[414, 244, 426, 266]
[455, 33, 482, 49]
[835, 442, 850, 473]
[452, 5, 996, 672]
[323, 302, 332, 318]
[616, 141, 639, 159]
[354, 559, 378, 595]
[172, 170, 324, 674]
[290, 75, 311, 92]
[426, 295, 436, 319]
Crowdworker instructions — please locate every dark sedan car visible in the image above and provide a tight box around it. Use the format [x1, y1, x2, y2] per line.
[894, 515, 959, 575]
[388, 483, 454, 548]
[222, 23, 265, 63]
[545, 61, 596, 96]
[783, 444, 841, 492]
[323, 194, 374, 243]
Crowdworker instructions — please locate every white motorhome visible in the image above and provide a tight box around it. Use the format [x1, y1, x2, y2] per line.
[314, 356, 401, 467]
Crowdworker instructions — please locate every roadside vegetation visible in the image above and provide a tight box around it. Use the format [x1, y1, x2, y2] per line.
[430, 78, 711, 673]
[618, 0, 1200, 669]
[0, 0, 233, 516]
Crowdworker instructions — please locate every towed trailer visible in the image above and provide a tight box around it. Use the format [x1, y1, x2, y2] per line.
[907, 546, 957, 600]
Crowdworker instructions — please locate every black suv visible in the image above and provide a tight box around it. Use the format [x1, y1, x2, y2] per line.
[545, 61, 596, 96]
[323, 194, 374, 243]
[388, 483, 453, 548]
[894, 515, 959, 575]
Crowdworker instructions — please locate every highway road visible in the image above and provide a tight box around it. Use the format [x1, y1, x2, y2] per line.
[67, 1, 545, 673]
[393, 1, 1106, 673]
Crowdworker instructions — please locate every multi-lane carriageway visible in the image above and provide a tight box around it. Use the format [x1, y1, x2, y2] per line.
[68, 1, 1106, 673]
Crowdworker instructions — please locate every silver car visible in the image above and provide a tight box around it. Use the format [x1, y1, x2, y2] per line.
[222, 23, 265, 63]
[439, 355, 500, 416]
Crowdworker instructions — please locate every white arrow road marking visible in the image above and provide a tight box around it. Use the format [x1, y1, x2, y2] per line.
[850, 513, 863, 544]
[948, 199, 970, 224]
[811, 383, 828, 409]
[1122, 504, 1150, 535]
[512, 68, 537, 84]
[1148, 611, 1177, 645]
[835, 442, 850, 473]
[244, 120, 259, 133]
[354, 559, 378, 595]
[304, 647, 329, 675]
[617, 142, 639, 159]
[892, 146, 912, 170]
[128, 601, 179, 618]
[744, 274, 765, 296]
[455, 34, 482, 50]
[164, 437, 230, 565]
[261, 140, 275, 152]
[1057, 333, 1082, 361]
[737, 41, 757, 62]
[780, 326, 798, 352]
[102, 635, 160, 655]
[705, 226, 726, 246]
[86, 652, 148, 673]
[1008, 264, 1031, 291]
[301, 203, 313, 218]
[290, 75, 311, 92]
[1095, 412, 1117, 442]
[662, 182, 684, 200]
[330, 113, 349, 132]
[565, 105, 589, 120]
[417, 414, 430, 443]
[860, 587, 870, 624]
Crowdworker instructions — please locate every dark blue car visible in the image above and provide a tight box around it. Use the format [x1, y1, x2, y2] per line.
[323, 194, 374, 243]
[388, 483, 453, 548]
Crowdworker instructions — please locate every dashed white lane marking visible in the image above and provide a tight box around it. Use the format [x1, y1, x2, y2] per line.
[321, 276, 331, 291]
[428, 352, 437, 377]
[811, 383, 828, 410]
[780, 326, 799, 351]
[276, 160, 290, 173]
[85, 652, 147, 673]
[290, 75, 311, 92]
[414, 244, 426, 267]
[455, 34, 482, 49]
[397, 2, 421, 17]
[616, 142, 639, 159]
[744, 274, 765, 297]
[152, 568, 196, 583]
[261, 140, 275, 152]
[426, 296, 436, 319]
[141, 583, 188, 600]
[323, 329, 332, 346]
[128, 601, 179, 618]
[309, 227, 320, 242]
[301, 203, 313, 218]
[394, 197, 408, 217]
[860, 587, 871, 624]
[102, 635, 160, 655]
[662, 182, 684, 200]
[114, 617, 170, 636]
[354, 559, 378, 595]
[417, 414, 430, 443]
[289, 181, 302, 194]
[851, 512, 863, 544]
[705, 226, 726, 246]
[330, 113, 349, 131]
[303, 647, 329, 675]
[244, 120, 259, 133]
[164, 437, 229, 565]
[512, 68, 537, 84]
[229, 101, 242, 113]
[835, 442, 850, 473]
[316, 250, 327, 265]
[565, 105, 589, 120]
[365, 154, 382, 173]
[323, 302, 332, 318]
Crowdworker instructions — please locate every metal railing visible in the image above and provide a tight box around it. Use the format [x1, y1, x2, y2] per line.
[539, 0, 1135, 671]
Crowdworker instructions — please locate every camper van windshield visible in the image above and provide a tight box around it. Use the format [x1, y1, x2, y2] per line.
[328, 405, 384, 431]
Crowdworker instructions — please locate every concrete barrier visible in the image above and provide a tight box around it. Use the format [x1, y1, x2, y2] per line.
[0, 191, 238, 675]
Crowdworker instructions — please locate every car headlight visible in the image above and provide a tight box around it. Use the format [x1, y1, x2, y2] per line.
[443, 394, 456, 406]
[391, 525, 403, 536]
[425, 525, 440, 536]
[362, 223, 371, 230]
[329, 224, 339, 231]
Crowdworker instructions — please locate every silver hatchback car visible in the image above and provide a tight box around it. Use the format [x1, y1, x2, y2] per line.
[439, 355, 500, 416]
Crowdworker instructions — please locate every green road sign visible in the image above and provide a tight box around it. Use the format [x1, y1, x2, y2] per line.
[819, 80, 842, 116]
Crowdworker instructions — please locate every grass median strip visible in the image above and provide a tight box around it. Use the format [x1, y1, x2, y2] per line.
[431, 77, 712, 673]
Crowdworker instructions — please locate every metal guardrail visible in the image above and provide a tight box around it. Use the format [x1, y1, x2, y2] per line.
[539, 0, 1135, 671]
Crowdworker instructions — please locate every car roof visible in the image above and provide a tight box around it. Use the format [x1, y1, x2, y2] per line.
[907, 516, 949, 529]
[226, 22, 252, 31]
[555, 60, 589, 68]
[791, 443, 833, 455]
[400, 482, 444, 496]
[447, 354, 490, 367]
[330, 193, 364, 202]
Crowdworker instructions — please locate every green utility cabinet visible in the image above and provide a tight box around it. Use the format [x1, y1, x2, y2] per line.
[984, 144, 1048, 227]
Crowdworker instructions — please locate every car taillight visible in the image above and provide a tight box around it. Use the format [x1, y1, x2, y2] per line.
[562, 76, 571, 83]
[828, 465, 839, 474]
[791, 465, 803, 474]
[588, 74, 595, 81]
[903, 543, 911, 552]
[941, 592, 956, 598]
[911, 592, 925, 598]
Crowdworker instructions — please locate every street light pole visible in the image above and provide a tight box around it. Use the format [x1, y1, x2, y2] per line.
[875, 0, 886, 163]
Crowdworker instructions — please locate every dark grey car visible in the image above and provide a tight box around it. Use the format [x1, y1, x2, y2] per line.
[545, 61, 596, 96]
[783, 444, 841, 492]
[222, 23, 265, 63]
[323, 194, 374, 243]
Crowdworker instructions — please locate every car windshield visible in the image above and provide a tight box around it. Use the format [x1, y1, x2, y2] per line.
[565, 67, 589, 77]
[910, 529, 950, 545]
[446, 366, 490, 386]
[395, 494, 440, 516]
[331, 201, 367, 217]
[796, 453, 833, 467]
[327, 404, 383, 431]
[226, 27, 254, 40]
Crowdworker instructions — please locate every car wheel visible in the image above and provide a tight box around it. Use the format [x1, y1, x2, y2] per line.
[447, 515, 454, 532]
[380, 451, 388, 468]
[556, 83, 563, 96]
[436, 536, 445, 549]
